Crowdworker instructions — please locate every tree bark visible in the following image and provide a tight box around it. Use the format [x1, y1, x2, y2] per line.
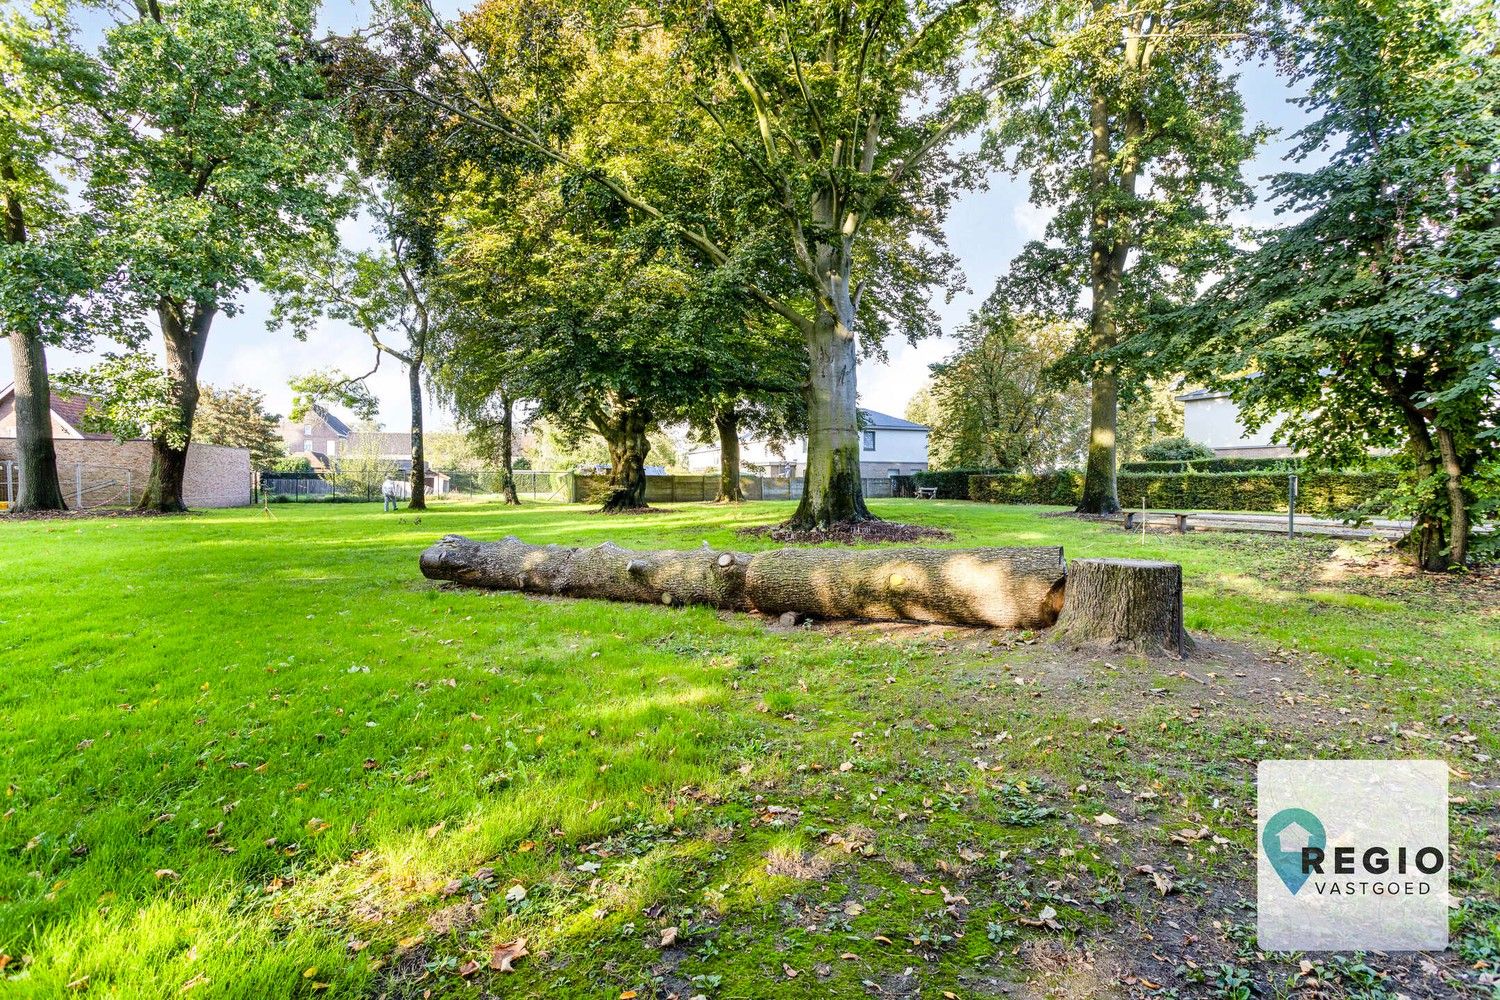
[140, 300, 213, 512]
[1433, 426, 1469, 568]
[421, 535, 1068, 629]
[597, 401, 651, 512]
[1052, 558, 1190, 657]
[2, 163, 67, 512]
[787, 300, 871, 528]
[715, 405, 745, 503]
[407, 360, 427, 511]
[1077, 82, 1128, 516]
[499, 394, 520, 505]
[1394, 402, 1448, 571]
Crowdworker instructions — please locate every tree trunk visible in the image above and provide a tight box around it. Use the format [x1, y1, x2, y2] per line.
[1052, 558, 1190, 657]
[788, 302, 871, 528]
[1079, 373, 1120, 515]
[598, 402, 651, 512]
[1434, 426, 1469, 568]
[715, 405, 744, 503]
[6, 325, 68, 513]
[407, 361, 427, 511]
[2, 163, 67, 512]
[1395, 406, 1448, 571]
[140, 301, 213, 512]
[420, 535, 1068, 630]
[1077, 83, 1126, 517]
[499, 394, 519, 505]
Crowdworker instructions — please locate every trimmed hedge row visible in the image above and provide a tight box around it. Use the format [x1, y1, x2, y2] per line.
[912, 467, 1013, 499]
[968, 470, 1398, 517]
[1118, 456, 1300, 474]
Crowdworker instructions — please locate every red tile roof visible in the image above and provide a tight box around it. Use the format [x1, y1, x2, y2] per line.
[49, 391, 116, 440]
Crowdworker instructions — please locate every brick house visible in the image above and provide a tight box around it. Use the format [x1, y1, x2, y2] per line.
[0, 383, 251, 508]
[278, 405, 450, 494]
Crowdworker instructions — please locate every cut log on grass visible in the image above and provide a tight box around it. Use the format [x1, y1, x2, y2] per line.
[420, 535, 1067, 629]
[743, 545, 1066, 629]
[419, 535, 751, 610]
[1051, 558, 1191, 657]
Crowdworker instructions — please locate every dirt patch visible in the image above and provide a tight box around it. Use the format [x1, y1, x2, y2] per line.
[1, 507, 181, 521]
[739, 521, 955, 545]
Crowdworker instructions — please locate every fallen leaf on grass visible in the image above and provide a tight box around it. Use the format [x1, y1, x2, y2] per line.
[1095, 812, 1121, 826]
[155, 869, 180, 881]
[490, 937, 528, 972]
[659, 926, 679, 948]
[66, 976, 89, 991]
[505, 884, 527, 903]
[783, 963, 799, 978]
[457, 959, 482, 977]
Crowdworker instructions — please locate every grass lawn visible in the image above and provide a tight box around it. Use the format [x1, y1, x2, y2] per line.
[2, 499, 1497, 999]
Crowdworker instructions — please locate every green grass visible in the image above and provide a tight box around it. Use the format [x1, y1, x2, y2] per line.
[2, 499, 1496, 998]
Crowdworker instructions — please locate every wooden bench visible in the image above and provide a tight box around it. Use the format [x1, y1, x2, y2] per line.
[1124, 510, 1190, 533]
[916, 487, 939, 499]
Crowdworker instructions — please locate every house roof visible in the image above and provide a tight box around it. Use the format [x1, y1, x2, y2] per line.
[0, 382, 114, 439]
[1175, 387, 1231, 402]
[313, 404, 352, 437]
[860, 408, 928, 431]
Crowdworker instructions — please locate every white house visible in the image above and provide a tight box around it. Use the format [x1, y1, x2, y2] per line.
[1177, 386, 1294, 458]
[684, 408, 930, 479]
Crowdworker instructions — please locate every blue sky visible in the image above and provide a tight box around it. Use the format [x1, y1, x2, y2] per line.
[5, 1, 1313, 431]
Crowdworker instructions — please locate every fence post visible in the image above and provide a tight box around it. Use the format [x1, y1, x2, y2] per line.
[126, 469, 132, 507]
[75, 463, 84, 509]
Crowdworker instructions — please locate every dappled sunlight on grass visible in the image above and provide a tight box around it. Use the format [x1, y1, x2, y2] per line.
[1, 499, 1495, 996]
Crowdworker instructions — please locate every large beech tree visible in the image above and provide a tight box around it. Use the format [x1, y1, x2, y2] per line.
[80, 0, 349, 511]
[991, 0, 1263, 513]
[436, 170, 755, 512]
[362, 0, 993, 528]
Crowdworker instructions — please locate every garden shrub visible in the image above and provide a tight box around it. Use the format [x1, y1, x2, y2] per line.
[967, 470, 1398, 516]
[914, 467, 1013, 499]
[1140, 436, 1216, 461]
[1118, 456, 1301, 473]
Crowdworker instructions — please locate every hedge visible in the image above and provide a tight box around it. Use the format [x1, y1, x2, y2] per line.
[1118, 456, 1301, 474]
[968, 470, 1398, 517]
[913, 467, 1013, 499]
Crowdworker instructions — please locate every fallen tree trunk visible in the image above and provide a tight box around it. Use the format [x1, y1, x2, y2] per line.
[420, 535, 1067, 629]
[1051, 558, 1191, 657]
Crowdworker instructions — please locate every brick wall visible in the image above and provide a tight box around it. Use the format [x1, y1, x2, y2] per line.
[0, 439, 251, 509]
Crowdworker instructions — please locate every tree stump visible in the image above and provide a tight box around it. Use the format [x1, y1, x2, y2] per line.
[1052, 558, 1191, 657]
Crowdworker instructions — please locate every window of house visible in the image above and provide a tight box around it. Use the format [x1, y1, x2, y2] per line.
[863, 430, 876, 451]
[326, 440, 337, 457]
[302, 424, 312, 435]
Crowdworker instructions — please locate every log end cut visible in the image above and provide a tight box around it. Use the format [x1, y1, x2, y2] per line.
[1052, 558, 1192, 658]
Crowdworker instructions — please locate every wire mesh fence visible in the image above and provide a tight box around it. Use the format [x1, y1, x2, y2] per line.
[2, 459, 145, 510]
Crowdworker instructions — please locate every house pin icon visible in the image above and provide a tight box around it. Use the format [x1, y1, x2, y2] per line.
[1277, 822, 1312, 854]
[1262, 808, 1325, 895]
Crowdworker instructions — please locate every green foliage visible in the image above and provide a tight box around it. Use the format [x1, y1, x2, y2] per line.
[53, 353, 184, 446]
[1158, 0, 1500, 565]
[969, 470, 1398, 516]
[266, 455, 313, 473]
[1140, 437, 1215, 462]
[288, 369, 380, 424]
[0, 0, 136, 349]
[192, 384, 285, 470]
[1120, 456, 1299, 474]
[923, 307, 1089, 472]
[913, 468, 1016, 500]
